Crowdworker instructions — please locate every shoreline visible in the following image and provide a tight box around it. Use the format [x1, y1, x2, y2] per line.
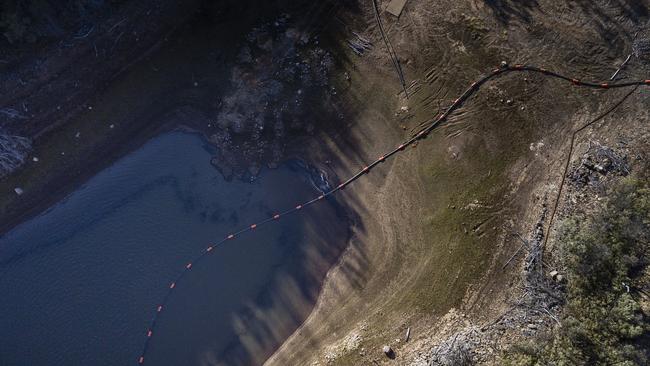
[0, 3, 358, 363]
[0, 130, 355, 366]
[1, 0, 341, 237]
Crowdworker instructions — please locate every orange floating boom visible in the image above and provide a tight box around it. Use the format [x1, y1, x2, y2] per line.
[138, 64, 650, 365]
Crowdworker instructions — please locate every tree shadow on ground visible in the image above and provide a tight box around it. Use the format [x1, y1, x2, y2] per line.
[483, 0, 648, 29]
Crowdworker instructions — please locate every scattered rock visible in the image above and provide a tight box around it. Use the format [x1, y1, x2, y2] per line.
[212, 15, 337, 178]
[382, 345, 394, 358]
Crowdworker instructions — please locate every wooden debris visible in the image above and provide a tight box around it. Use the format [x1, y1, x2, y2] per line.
[385, 0, 408, 17]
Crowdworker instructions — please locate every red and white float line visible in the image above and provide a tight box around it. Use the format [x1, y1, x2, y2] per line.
[138, 64, 650, 364]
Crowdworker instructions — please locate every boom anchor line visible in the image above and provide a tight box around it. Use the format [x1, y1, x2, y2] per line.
[138, 64, 649, 364]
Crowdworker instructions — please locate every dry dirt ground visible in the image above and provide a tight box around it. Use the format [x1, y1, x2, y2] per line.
[266, 0, 650, 365]
[1, 0, 649, 365]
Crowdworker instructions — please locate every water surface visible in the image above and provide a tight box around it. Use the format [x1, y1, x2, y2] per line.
[0, 131, 348, 366]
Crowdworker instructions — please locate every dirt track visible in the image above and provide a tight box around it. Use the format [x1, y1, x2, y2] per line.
[266, 1, 650, 364]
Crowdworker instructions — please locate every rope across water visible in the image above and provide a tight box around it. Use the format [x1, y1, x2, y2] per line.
[137, 64, 650, 364]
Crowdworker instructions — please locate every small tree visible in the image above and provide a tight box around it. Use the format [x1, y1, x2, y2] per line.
[505, 177, 650, 366]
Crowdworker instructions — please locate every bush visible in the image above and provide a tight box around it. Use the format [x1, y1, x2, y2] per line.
[505, 177, 650, 366]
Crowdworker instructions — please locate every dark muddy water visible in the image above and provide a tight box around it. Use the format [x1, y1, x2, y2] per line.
[0, 131, 348, 366]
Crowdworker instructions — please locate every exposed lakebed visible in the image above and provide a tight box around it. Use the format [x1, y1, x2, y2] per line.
[0, 131, 349, 366]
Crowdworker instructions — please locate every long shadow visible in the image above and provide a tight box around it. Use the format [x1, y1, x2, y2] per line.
[483, 0, 648, 36]
[482, 0, 540, 24]
[139, 1, 374, 366]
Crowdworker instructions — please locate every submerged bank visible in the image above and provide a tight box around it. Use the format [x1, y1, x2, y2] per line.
[0, 131, 350, 366]
[0, 0, 346, 237]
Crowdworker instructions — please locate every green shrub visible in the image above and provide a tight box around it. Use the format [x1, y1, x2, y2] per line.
[504, 177, 650, 366]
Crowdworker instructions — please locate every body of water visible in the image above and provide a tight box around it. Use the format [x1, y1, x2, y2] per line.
[0, 131, 348, 366]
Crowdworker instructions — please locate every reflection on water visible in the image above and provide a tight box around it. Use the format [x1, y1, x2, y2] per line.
[0, 132, 348, 366]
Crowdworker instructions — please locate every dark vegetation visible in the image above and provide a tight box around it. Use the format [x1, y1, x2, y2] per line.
[506, 176, 650, 365]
